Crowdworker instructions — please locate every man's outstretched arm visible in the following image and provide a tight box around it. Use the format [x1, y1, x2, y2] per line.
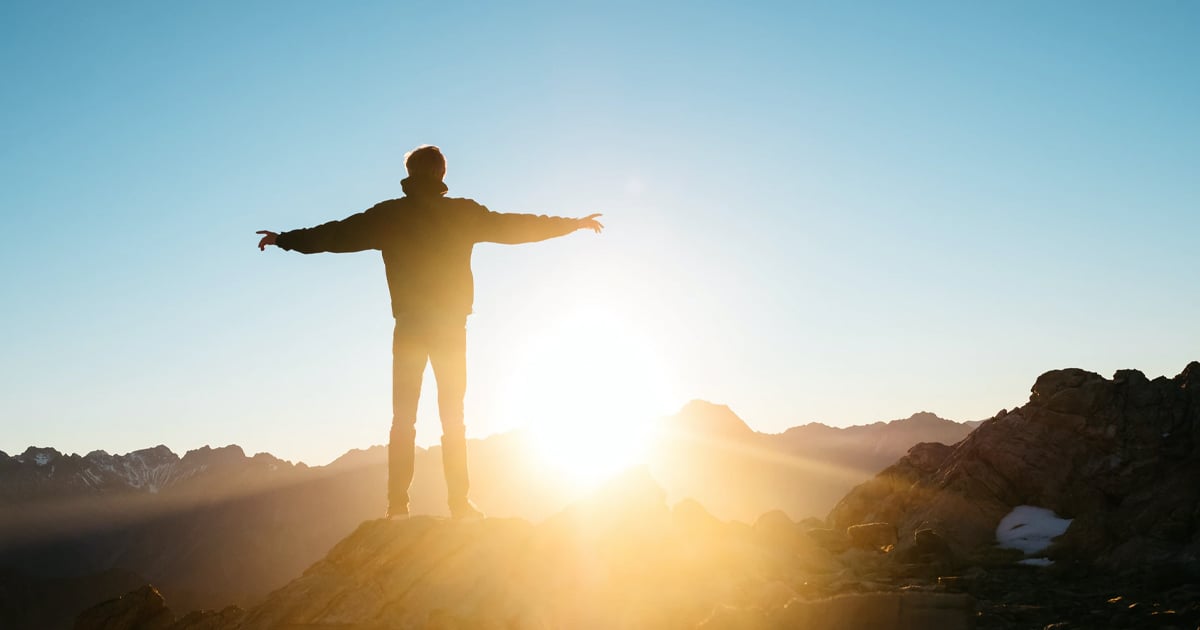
[256, 205, 388, 254]
[476, 208, 604, 244]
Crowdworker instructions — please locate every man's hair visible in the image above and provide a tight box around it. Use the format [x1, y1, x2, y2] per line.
[404, 145, 446, 180]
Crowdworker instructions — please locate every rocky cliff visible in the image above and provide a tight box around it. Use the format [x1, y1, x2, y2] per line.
[829, 362, 1200, 573]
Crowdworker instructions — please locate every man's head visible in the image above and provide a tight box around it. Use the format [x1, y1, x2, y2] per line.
[404, 145, 446, 181]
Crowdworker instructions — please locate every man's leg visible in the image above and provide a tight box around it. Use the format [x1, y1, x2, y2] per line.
[428, 318, 474, 514]
[389, 318, 429, 516]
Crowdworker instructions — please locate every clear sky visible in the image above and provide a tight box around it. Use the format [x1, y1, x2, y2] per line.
[2, 1, 1197, 466]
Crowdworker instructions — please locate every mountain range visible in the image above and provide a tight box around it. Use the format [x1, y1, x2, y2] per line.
[62, 362, 1200, 630]
[0, 403, 979, 627]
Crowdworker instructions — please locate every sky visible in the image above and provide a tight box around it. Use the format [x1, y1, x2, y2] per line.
[1, 1, 1197, 466]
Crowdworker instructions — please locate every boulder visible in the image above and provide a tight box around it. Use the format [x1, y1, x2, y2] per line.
[847, 522, 898, 550]
[913, 528, 953, 560]
[75, 585, 173, 630]
[170, 606, 245, 630]
[807, 528, 850, 553]
[699, 592, 975, 630]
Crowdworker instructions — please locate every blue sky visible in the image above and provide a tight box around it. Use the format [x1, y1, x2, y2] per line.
[2, 1, 1197, 465]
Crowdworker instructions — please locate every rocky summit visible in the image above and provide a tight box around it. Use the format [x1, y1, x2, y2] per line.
[830, 362, 1200, 573]
[56, 362, 1200, 629]
[76, 469, 979, 630]
[2, 402, 978, 625]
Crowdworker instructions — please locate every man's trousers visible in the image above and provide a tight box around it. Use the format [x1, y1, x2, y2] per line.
[388, 314, 470, 513]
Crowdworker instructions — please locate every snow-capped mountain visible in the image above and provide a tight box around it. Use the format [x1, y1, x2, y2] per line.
[0, 444, 301, 502]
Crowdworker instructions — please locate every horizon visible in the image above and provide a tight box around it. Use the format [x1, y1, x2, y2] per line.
[4, 400, 977, 467]
[2, 2, 1198, 468]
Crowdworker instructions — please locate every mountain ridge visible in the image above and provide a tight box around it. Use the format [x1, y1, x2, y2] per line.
[65, 361, 1200, 630]
[1, 402, 979, 627]
[0, 402, 978, 530]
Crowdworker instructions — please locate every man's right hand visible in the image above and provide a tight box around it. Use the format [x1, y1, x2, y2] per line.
[257, 230, 279, 251]
[577, 214, 604, 234]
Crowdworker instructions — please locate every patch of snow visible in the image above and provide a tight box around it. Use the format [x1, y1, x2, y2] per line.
[1019, 557, 1054, 567]
[1162, 432, 1169, 438]
[33, 453, 51, 466]
[996, 505, 1072, 555]
[118, 450, 178, 493]
[79, 468, 102, 486]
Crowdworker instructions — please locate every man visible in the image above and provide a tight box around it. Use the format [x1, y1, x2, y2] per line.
[257, 145, 603, 520]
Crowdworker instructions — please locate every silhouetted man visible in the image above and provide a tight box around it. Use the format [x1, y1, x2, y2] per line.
[257, 145, 603, 519]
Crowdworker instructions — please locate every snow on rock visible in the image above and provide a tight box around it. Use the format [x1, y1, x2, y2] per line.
[33, 453, 52, 466]
[996, 505, 1072, 555]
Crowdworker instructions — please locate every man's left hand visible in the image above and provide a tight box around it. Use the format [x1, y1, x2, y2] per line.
[257, 230, 279, 251]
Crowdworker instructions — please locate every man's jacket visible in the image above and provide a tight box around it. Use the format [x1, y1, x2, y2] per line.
[276, 178, 578, 318]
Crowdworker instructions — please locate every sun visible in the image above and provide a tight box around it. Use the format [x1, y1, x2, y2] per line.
[497, 307, 676, 488]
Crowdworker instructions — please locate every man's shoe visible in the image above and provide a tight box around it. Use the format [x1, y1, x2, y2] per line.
[449, 500, 484, 521]
[385, 508, 409, 521]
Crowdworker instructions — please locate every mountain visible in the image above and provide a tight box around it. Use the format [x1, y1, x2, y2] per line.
[0, 404, 977, 625]
[69, 363, 1200, 630]
[0, 444, 382, 620]
[652, 402, 978, 522]
[73, 471, 978, 630]
[829, 362, 1200, 572]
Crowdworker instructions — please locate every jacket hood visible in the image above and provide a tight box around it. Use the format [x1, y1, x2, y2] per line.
[401, 176, 449, 198]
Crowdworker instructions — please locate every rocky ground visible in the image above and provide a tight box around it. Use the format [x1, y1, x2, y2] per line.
[70, 363, 1200, 630]
[73, 495, 1200, 629]
[968, 564, 1200, 629]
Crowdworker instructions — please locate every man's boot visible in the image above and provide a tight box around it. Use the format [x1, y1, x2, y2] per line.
[441, 431, 483, 520]
[387, 423, 416, 519]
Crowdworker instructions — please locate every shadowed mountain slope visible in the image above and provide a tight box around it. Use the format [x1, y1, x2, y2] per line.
[830, 362, 1200, 572]
[1, 404, 976, 622]
[653, 402, 978, 522]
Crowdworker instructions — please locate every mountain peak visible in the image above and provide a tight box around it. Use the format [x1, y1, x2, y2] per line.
[18, 447, 62, 466]
[667, 400, 754, 438]
[327, 445, 386, 469]
[1176, 360, 1200, 386]
[892, 411, 950, 427]
[180, 444, 246, 467]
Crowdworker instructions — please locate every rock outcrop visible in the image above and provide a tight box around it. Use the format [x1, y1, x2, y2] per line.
[74, 585, 174, 630]
[3, 403, 978, 618]
[829, 363, 1200, 573]
[77, 470, 972, 630]
[74, 585, 244, 630]
[233, 469, 843, 629]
